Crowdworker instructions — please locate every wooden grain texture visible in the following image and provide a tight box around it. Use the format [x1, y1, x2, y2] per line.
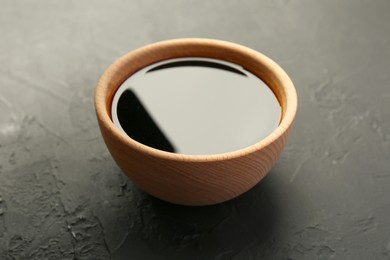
[94, 38, 297, 205]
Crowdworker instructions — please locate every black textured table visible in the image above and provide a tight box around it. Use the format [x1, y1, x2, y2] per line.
[1, 1, 389, 259]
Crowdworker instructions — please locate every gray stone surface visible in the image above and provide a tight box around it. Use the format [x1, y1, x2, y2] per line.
[1, 0, 389, 259]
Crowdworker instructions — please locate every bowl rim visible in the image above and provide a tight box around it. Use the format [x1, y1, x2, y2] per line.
[95, 38, 297, 162]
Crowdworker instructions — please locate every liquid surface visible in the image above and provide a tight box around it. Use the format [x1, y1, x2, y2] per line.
[111, 58, 281, 155]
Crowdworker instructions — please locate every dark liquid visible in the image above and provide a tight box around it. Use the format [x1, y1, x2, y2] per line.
[111, 58, 281, 155]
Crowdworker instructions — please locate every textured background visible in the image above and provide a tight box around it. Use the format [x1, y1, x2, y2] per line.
[1, 0, 390, 259]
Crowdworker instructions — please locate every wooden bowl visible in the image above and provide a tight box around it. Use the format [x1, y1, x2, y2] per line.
[94, 38, 297, 206]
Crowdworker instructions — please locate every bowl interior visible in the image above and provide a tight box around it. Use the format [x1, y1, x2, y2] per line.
[95, 38, 297, 160]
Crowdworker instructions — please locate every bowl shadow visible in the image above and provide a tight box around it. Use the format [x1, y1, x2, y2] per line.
[113, 171, 281, 260]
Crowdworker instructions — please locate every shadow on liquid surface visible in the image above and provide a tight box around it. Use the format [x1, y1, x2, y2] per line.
[112, 172, 281, 260]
